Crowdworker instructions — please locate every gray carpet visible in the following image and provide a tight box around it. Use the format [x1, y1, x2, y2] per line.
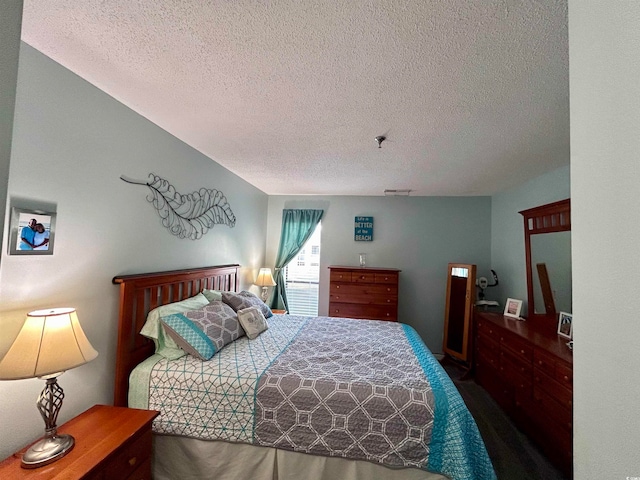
[443, 362, 569, 480]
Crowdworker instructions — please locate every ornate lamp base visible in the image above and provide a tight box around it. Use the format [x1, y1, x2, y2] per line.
[22, 374, 75, 469]
[22, 434, 74, 468]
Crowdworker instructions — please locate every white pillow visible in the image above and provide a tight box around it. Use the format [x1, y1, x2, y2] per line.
[139, 292, 210, 359]
[237, 306, 269, 340]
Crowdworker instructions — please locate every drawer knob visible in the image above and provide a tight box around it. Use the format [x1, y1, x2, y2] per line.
[360, 275, 365, 279]
[386, 313, 390, 317]
[336, 285, 340, 289]
[564, 375, 569, 381]
[520, 349, 525, 354]
[334, 309, 339, 313]
[336, 296, 340, 300]
[387, 288, 391, 292]
[387, 299, 390, 303]
[129, 456, 137, 467]
[384, 277, 389, 280]
[538, 360, 543, 365]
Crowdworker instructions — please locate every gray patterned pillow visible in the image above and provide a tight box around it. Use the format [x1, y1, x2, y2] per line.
[237, 306, 269, 340]
[182, 301, 245, 352]
[222, 290, 273, 318]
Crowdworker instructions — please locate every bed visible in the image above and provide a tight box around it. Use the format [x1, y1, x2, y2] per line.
[113, 264, 496, 480]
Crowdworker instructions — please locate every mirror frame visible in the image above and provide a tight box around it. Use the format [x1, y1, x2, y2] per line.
[519, 199, 571, 320]
[442, 262, 476, 363]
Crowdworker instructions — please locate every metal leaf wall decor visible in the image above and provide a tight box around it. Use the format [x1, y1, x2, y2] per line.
[120, 173, 236, 240]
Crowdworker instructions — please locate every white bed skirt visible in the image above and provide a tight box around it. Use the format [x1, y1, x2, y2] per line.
[153, 435, 450, 480]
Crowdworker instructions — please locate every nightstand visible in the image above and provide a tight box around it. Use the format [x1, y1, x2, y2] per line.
[271, 309, 287, 314]
[0, 404, 159, 479]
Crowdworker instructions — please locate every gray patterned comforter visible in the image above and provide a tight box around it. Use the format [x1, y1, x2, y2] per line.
[133, 315, 496, 480]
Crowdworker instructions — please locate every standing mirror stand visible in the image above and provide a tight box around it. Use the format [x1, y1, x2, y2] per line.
[441, 263, 476, 377]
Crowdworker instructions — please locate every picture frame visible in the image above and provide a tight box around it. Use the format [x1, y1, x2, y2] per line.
[504, 297, 523, 318]
[557, 311, 573, 339]
[8, 207, 56, 255]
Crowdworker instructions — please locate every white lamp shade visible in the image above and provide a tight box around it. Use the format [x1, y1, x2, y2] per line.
[0, 308, 98, 380]
[255, 268, 276, 287]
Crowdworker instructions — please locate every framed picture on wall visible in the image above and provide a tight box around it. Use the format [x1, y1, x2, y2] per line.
[557, 312, 573, 339]
[503, 297, 523, 318]
[8, 207, 56, 255]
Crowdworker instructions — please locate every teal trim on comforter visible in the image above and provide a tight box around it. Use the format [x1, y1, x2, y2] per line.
[403, 324, 496, 480]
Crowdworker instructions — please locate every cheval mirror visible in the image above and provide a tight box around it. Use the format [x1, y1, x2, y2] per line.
[520, 199, 571, 327]
[442, 263, 476, 366]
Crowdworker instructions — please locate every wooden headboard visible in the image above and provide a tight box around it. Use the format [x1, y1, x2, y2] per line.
[112, 264, 240, 407]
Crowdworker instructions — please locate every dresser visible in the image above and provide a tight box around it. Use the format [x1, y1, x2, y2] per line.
[0, 405, 159, 479]
[474, 310, 573, 476]
[328, 266, 400, 321]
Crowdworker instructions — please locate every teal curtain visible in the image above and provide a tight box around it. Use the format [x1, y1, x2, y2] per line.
[269, 209, 323, 311]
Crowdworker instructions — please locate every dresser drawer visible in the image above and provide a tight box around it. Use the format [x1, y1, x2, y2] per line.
[533, 349, 557, 377]
[351, 272, 375, 283]
[329, 283, 398, 303]
[330, 270, 352, 282]
[104, 428, 153, 479]
[476, 319, 500, 340]
[533, 386, 573, 432]
[328, 302, 397, 321]
[477, 331, 500, 358]
[329, 292, 397, 306]
[476, 349, 500, 372]
[375, 272, 399, 284]
[556, 362, 573, 387]
[501, 361, 532, 397]
[500, 331, 533, 363]
[125, 456, 152, 480]
[500, 345, 532, 378]
[533, 369, 572, 410]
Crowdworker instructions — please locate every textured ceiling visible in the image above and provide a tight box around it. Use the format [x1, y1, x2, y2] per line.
[20, 1, 569, 196]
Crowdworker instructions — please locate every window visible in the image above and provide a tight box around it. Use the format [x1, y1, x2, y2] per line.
[284, 224, 321, 316]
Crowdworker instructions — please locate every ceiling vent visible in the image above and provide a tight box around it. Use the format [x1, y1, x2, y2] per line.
[384, 189, 411, 196]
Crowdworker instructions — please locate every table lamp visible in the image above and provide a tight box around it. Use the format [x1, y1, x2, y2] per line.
[254, 267, 276, 302]
[0, 308, 98, 468]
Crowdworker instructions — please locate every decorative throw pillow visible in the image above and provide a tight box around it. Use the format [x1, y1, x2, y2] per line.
[221, 290, 273, 318]
[140, 292, 210, 359]
[183, 301, 245, 352]
[161, 314, 215, 360]
[237, 306, 269, 340]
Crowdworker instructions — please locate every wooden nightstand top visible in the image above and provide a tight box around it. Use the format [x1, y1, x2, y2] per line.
[271, 309, 287, 314]
[0, 404, 159, 479]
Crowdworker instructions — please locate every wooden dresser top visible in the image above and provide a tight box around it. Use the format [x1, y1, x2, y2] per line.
[328, 266, 401, 273]
[476, 311, 573, 364]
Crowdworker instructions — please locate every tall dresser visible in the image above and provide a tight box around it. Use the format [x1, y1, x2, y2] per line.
[474, 310, 573, 477]
[328, 266, 400, 321]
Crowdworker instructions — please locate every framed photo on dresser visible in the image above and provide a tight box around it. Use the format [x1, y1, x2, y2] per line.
[503, 298, 523, 318]
[557, 311, 573, 339]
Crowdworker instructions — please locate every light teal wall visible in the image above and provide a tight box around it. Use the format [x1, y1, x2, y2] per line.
[490, 165, 570, 314]
[0, 44, 268, 459]
[266, 195, 492, 352]
[0, 1, 23, 259]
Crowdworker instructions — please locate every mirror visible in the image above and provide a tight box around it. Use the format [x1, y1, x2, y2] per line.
[520, 199, 571, 321]
[531, 232, 572, 314]
[443, 263, 476, 364]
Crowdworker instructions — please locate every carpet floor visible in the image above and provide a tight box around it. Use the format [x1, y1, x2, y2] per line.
[443, 362, 570, 480]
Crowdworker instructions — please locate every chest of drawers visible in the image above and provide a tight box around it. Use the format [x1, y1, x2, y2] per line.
[474, 311, 573, 477]
[328, 266, 400, 321]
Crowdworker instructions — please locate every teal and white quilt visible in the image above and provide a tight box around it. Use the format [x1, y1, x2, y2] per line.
[130, 315, 496, 480]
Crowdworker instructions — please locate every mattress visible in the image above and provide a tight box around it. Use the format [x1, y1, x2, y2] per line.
[130, 314, 495, 480]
